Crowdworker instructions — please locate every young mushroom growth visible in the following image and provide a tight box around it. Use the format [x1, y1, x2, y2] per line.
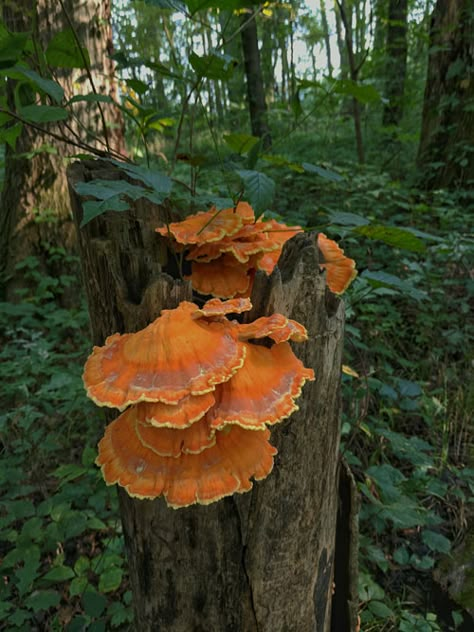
[84, 298, 314, 508]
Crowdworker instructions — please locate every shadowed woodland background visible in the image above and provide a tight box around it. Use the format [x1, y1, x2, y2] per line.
[0, 0, 473, 630]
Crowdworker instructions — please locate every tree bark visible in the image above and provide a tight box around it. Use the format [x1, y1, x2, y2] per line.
[417, 0, 474, 187]
[0, 0, 124, 300]
[67, 159, 357, 631]
[383, 0, 408, 126]
[240, 11, 272, 148]
[320, 0, 333, 77]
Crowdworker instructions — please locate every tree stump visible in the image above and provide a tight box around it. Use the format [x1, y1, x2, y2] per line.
[67, 160, 358, 632]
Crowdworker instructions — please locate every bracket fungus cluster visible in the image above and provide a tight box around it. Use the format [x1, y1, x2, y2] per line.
[84, 201, 358, 508]
[156, 202, 357, 297]
[156, 202, 303, 299]
[84, 298, 314, 508]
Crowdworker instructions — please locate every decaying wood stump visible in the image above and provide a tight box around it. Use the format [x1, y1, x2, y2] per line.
[67, 160, 359, 632]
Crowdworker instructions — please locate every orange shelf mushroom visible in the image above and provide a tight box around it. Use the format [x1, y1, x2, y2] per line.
[156, 203, 302, 298]
[317, 233, 357, 295]
[85, 297, 314, 508]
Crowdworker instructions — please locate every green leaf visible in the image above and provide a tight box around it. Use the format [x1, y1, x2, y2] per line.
[333, 79, 381, 103]
[0, 122, 22, 149]
[126, 78, 150, 95]
[237, 170, 275, 213]
[15, 545, 41, 597]
[261, 154, 305, 173]
[69, 576, 91, 597]
[0, 26, 30, 63]
[7, 609, 32, 626]
[354, 224, 426, 252]
[109, 160, 172, 196]
[361, 270, 428, 302]
[15, 68, 64, 103]
[43, 565, 75, 582]
[98, 566, 123, 593]
[302, 162, 344, 182]
[189, 51, 237, 80]
[223, 133, 259, 155]
[81, 197, 129, 227]
[20, 104, 69, 123]
[25, 589, 60, 612]
[82, 591, 107, 618]
[393, 546, 410, 565]
[367, 600, 393, 618]
[421, 530, 451, 554]
[46, 28, 90, 69]
[327, 211, 369, 226]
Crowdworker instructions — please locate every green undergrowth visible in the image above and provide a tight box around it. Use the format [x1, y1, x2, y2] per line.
[0, 255, 133, 631]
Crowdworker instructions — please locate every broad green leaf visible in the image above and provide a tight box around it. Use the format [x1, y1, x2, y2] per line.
[15, 68, 64, 103]
[393, 546, 410, 565]
[15, 545, 41, 597]
[43, 565, 75, 582]
[223, 133, 259, 154]
[0, 26, 30, 63]
[189, 51, 237, 80]
[20, 104, 69, 123]
[69, 577, 91, 597]
[81, 196, 130, 227]
[98, 566, 123, 593]
[261, 154, 305, 173]
[82, 591, 107, 618]
[46, 28, 90, 68]
[109, 160, 172, 196]
[74, 556, 91, 576]
[367, 601, 393, 618]
[302, 162, 344, 182]
[67, 93, 113, 105]
[237, 170, 275, 213]
[355, 224, 426, 252]
[126, 78, 150, 95]
[7, 609, 32, 626]
[327, 211, 369, 226]
[421, 530, 451, 554]
[361, 270, 428, 302]
[0, 122, 22, 149]
[333, 79, 381, 103]
[25, 590, 60, 612]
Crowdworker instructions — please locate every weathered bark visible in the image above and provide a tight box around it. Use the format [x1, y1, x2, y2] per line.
[0, 0, 124, 299]
[417, 0, 474, 187]
[67, 160, 357, 631]
[383, 0, 408, 126]
[240, 11, 272, 148]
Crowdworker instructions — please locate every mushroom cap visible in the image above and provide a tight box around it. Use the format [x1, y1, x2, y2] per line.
[192, 297, 252, 319]
[317, 233, 357, 295]
[236, 313, 308, 343]
[83, 301, 245, 409]
[140, 392, 215, 429]
[96, 412, 276, 507]
[156, 202, 255, 245]
[188, 257, 252, 299]
[209, 342, 315, 430]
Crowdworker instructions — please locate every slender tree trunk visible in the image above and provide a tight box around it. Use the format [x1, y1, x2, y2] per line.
[336, 0, 365, 163]
[417, 0, 474, 187]
[67, 159, 359, 632]
[321, 0, 334, 76]
[0, 0, 124, 299]
[335, 1, 348, 79]
[383, 0, 408, 126]
[240, 11, 272, 148]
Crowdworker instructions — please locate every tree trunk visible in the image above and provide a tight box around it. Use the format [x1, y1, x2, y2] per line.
[383, 0, 408, 126]
[240, 11, 272, 148]
[321, 0, 333, 76]
[0, 0, 124, 300]
[417, 0, 474, 187]
[67, 159, 358, 632]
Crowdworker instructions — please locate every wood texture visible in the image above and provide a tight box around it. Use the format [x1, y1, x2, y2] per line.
[68, 160, 350, 631]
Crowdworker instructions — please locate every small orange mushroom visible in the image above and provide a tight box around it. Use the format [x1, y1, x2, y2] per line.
[96, 411, 276, 507]
[317, 233, 357, 295]
[140, 391, 215, 429]
[192, 297, 252, 319]
[83, 301, 245, 409]
[209, 342, 315, 431]
[188, 256, 252, 299]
